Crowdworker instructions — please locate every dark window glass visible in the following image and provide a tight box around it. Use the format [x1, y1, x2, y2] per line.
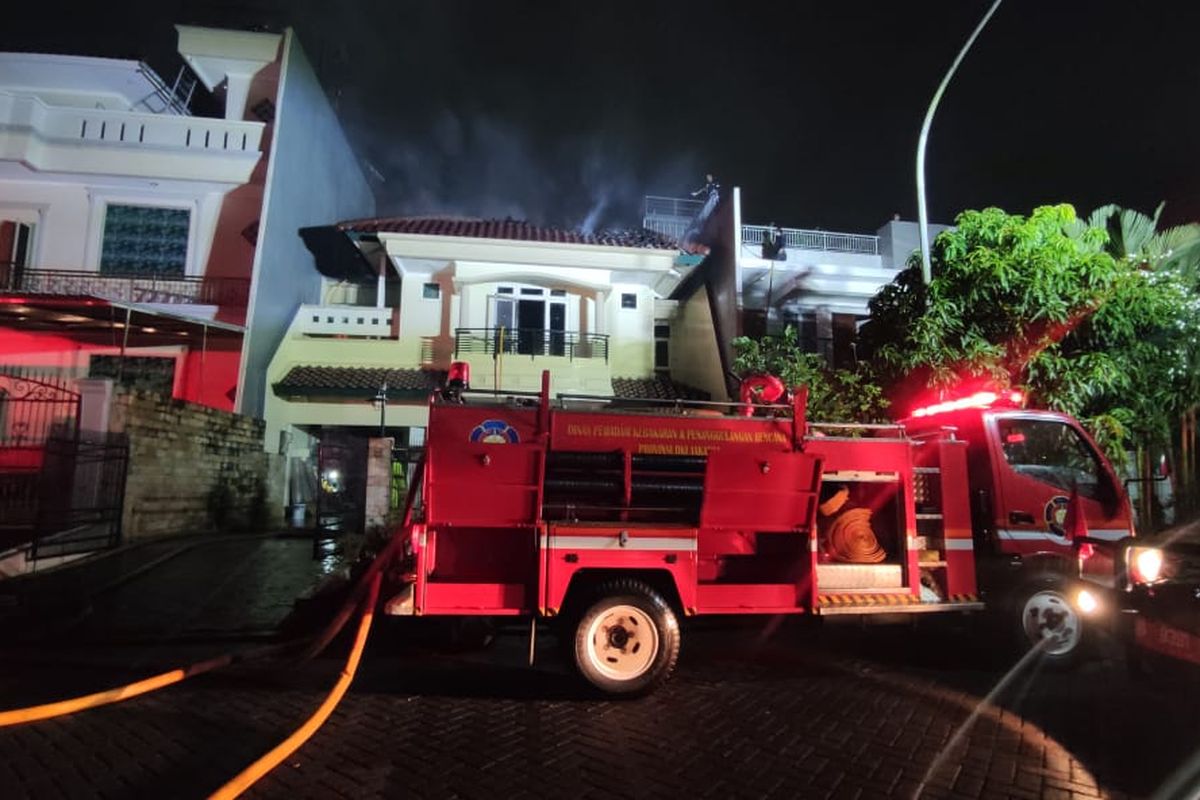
[654, 323, 670, 339]
[655, 340, 669, 369]
[422, 283, 440, 299]
[550, 289, 566, 297]
[621, 293, 637, 309]
[497, 286, 514, 295]
[100, 205, 189, 277]
[520, 287, 543, 296]
[997, 417, 1106, 499]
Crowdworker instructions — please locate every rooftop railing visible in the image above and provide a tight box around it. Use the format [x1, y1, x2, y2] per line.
[0, 266, 250, 307]
[643, 195, 881, 256]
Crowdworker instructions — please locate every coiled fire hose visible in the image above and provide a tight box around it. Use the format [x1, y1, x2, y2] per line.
[824, 507, 887, 564]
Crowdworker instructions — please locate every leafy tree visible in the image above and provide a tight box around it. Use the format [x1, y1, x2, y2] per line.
[732, 325, 889, 423]
[857, 204, 1200, 466]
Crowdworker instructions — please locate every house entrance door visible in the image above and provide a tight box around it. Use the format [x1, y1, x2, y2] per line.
[517, 300, 544, 355]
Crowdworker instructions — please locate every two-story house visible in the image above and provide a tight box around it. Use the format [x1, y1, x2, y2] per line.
[265, 217, 708, 468]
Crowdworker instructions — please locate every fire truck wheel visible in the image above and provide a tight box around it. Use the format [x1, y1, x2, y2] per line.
[573, 580, 680, 696]
[1014, 581, 1084, 667]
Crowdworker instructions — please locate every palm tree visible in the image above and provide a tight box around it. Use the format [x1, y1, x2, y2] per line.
[1086, 203, 1200, 283]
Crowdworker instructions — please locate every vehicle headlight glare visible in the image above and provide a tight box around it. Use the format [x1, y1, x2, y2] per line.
[1075, 588, 1099, 615]
[1132, 547, 1164, 584]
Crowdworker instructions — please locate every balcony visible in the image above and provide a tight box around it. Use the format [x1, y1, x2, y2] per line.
[296, 304, 397, 338]
[0, 266, 249, 307]
[454, 328, 609, 362]
[0, 91, 264, 184]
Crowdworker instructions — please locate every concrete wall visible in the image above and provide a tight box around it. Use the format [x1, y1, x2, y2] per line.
[237, 28, 375, 421]
[110, 390, 282, 539]
[669, 288, 728, 401]
[0, 178, 228, 276]
[876, 220, 953, 270]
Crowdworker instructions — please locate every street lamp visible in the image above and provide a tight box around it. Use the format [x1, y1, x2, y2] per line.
[916, 0, 1004, 284]
[372, 379, 388, 437]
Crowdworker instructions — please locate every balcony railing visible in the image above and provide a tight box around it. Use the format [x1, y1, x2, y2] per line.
[455, 328, 609, 362]
[0, 92, 263, 155]
[296, 304, 396, 338]
[0, 266, 250, 307]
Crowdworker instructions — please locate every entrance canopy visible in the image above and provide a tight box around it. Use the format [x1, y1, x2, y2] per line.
[0, 294, 244, 348]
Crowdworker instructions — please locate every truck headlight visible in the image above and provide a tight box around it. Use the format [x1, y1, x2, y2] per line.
[1075, 588, 1099, 615]
[1129, 546, 1165, 584]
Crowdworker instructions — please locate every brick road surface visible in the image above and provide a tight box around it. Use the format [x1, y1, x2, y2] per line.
[1, 612, 1197, 800]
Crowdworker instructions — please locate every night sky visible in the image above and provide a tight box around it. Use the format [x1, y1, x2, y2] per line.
[7, 1, 1200, 233]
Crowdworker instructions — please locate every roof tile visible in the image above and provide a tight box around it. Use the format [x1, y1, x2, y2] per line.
[611, 377, 710, 402]
[336, 216, 681, 251]
[274, 366, 445, 397]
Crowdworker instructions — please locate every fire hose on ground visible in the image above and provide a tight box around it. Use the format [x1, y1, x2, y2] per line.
[0, 462, 421, 796]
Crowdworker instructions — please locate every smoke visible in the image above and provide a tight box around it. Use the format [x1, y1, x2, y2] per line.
[362, 109, 701, 234]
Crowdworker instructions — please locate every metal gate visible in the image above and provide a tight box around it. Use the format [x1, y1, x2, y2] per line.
[0, 372, 81, 553]
[31, 433, 129, 560]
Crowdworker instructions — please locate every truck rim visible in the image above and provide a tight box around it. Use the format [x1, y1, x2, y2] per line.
[585, 604, 660, 681]
[1021, 590, 1080, 656]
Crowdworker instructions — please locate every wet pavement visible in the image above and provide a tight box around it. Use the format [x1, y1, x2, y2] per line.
[0, 543, 1197, 799]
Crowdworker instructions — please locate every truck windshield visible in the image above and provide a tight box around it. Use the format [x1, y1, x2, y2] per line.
[997, 417, 1106, 499]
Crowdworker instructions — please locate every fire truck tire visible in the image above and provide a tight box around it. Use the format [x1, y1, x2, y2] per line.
[1012, 579, 1084, 668]
[573, 580, 680, 696]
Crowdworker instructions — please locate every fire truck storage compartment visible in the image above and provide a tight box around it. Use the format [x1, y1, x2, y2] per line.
[814, 477, 907, 589]
[543, 451, 705, 523]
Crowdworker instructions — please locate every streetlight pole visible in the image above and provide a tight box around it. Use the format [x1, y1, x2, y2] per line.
[917, 0, 1004, 284]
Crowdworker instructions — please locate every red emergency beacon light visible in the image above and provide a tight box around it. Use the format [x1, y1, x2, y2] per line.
[910, 389, 1024, 418]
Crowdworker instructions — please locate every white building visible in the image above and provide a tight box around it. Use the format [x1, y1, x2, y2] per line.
[645, 194, 950, 369]
[0, 27, 282, 408]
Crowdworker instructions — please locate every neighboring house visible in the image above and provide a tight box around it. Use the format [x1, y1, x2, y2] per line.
[645, 194, 951, 369]
[0, 27, 287, 409]
[0, 24, 374, 558]
[265, 217, 707, 466]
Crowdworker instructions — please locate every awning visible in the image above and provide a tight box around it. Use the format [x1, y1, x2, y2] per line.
[0, 294, 244, 348]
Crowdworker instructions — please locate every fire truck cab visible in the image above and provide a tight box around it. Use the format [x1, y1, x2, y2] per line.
[385, 373, 1132, 695]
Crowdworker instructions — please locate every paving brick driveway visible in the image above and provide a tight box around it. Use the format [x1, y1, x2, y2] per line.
[1, 612, 1196, 800]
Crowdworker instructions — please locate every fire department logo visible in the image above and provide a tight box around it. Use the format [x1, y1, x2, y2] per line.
[1044, 495, 1070, 536]
[470, 419, 520, 444]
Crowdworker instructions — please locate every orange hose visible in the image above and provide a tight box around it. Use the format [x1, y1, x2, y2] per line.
[0, 652, 232, 728]
[209, 571, 382, 800]
[825, 507, 886, 563]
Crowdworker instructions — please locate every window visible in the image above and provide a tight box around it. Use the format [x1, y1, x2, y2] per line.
[422, 282, 440, 299]
[621, 292, 638, 309]
[550, 289, 567, 297]
[520, 287, 544, 296]
[100, 204, 189, 277]
[997, 418, 1106, 499]
[497, 286, 514, 295]
[654, 321, 670, 371]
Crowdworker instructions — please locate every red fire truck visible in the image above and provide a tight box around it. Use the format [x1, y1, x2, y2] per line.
[382, 369, 1134, 695]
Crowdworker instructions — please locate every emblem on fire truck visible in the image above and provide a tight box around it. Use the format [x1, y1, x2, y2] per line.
[1044, 495, 1070, 535]
[470, 419, 520, 444]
